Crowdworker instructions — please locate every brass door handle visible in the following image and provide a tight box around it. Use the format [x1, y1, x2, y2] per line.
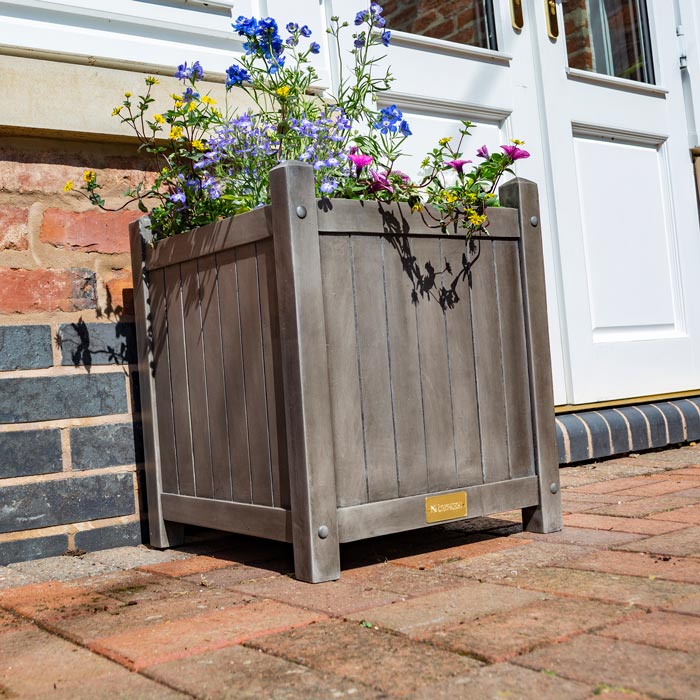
[545, 0, 560, 39]
[511, 0, 524, 30]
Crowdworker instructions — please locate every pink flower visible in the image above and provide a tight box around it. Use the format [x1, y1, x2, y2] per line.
[445, 159, 472, 175]
[368, 169, 393, 193]
[348, 153, 373, 173]
[392, 169, 411, 183]
[501, 144, 530, 161]
[476, 145, 489, 158]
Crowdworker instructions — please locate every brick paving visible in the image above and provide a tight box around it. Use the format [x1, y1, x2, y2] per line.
[2, 447, 700, 698]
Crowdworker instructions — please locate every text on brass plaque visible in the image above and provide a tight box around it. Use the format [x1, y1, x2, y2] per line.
[425, 492, 467, 523]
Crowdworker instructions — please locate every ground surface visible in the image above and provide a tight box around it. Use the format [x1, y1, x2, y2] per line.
[2, 447, 700, 699]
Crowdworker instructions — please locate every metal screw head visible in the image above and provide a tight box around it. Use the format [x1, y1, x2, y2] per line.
[550, 482, 559, 494]
[530, 216, 539, 227]
[317, 525, 329, 539]
[296, 205, 307, 219]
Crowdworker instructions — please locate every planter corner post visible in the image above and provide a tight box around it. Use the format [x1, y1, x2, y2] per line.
[499, 178, 563, 533]
[270, 161, 341, 582]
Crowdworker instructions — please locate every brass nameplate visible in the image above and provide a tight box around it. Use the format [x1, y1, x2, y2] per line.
[425, 492, 467, 523]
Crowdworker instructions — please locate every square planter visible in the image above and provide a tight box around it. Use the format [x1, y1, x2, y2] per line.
[130, 161, 562, 583]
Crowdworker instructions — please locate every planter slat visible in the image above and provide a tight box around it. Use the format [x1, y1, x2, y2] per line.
[145, 207, 272, 271]
[441, 237, 483, 487]
[337, 476, 539, 542]
[316, 199, 520, 240]
[495, 240, 535, 479]
[351, 235, 399, 503]
[163, 264, 196, 497]
[161, 493, 293, 542]
[132, 163, 562, 583]
[382, 236, 429, 499]
[319, 235, 368, 507]
[471, 241, 510, 483]
[216, 249, 253, 504]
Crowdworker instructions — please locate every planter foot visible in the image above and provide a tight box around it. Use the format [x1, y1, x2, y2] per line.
[522, 504, 563, 534]
[149, 520, 185, 549]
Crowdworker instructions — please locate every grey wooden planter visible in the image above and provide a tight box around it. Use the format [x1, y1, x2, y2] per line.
[130, 161, 562, 583]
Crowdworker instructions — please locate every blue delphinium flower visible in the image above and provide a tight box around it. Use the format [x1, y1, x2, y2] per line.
[182, 87, 199, 102]
[354, 10, 368, 25]
[381, 29, 391, 46]
[300, 25, 312, 37]
[191, 61, 204, 80]
[354, 34, 366, 48]
[399, 119, 411, 136]
[175, 61, 203, 82]
[286, 22, 298, 33]
[232, 15, 257, 36]
[310, 42, 320, 54]
[226, 64, 251, 87]
[373, 104, 408, 134]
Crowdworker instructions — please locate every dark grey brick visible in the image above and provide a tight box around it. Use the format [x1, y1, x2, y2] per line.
[596, 408, 632, 455]
[655, 402, 686, 445]
[557, 413, 590, 463]
[0, 325, 53, 371]
[71, 422, 143, 470]
[58, 321, 136, 367]
[555, 420, 566, 465]
[578, 411, 613, 461]
[0, 429, 62, 478]
[618, 406, 650, 452]
[0, 534, 68, 565]
[0, 473, 135, 534]
[680, 398, 700, 441]
[0, 373, 127, 423]
[636, 404, 668, 448]
[74, 521, 143, 552]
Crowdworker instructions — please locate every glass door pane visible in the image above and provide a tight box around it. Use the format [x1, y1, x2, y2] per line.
[563, 0, 655, 83]
[382, 0, 497, 50]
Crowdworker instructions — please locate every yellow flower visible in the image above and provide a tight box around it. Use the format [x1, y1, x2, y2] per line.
[211, 108, 221, 118]
[187, 101, 197, 112]
[124, 91, 132, 98]
[511, 138, 525, 145]
[484, 192, 497, 201]
[62, 180, 74, 192]
[467, 210, 487, 226]
[169, 126, 183, 139]
[411, 202, 424, 213]
[439, 137, 452, 146]
[200, 95, 216, 105]
[441, 190, 457, 203]
[112, 106, 122, 116]
[83, 170, 96, 184]
[153, 113, 165, 124]
[170, 93, 180, 100]
[174, 99, 183, 109]
[145, 76, 160, 85]
[276, 86, 291, 98]
[420, 157, 430, 169]
[191, 140, 206, 151]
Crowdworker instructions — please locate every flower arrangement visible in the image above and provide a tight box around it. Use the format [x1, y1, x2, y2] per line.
[66, 3, 529, 239]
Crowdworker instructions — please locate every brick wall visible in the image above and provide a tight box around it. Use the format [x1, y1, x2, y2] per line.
[0, 134, 155, 563]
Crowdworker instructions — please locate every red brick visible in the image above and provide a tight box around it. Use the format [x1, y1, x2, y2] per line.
[563, 513, 687, 535]
[598, 610, 700, 653]
[516, 633, 700, 699]
[249, 619, 481, 697]
[618, 525, 700, 557]
[648, 504, 700, 524]
[511, 526, 646, 548]
[413, 663, 590, 700]
[183, 562, 287, 589]
[502, 566, 700, 608]
[146, 644, 381, 699]
[567, 475, 664, 495]
[0, 267, 95, 313]
[345, 580, 544, 636]
[41, 208, 140, 254]
[232, 574, 403, 616]
[615, 477, 700, 497]
[666, 594, 700, 615]
[587, 494, 696, 518]
[563, 549, 700, 584]
[90, 599, 327, 670]
[0, 206, 29, 250]
[426, 597, 635, 662]
[139, 554, 245, 578]
[391, 535, 529, 570]
[101, 267, 134, 317]
[341, 562, 465, 597]
[0, 580, 110, 618]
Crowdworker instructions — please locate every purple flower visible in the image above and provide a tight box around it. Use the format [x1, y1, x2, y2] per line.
[476, 145, 489, 158]
[191, 61, 204, 80]
[300, 25, 312, 37]
[354, 10, 368, 25]
[320, 179, 338, 194]
[310, 41, 321, 54]
[399, 119, 411, 136]
[445, 159, 472, 175]
[169, 189, 187, 205]
[182, 87, 199, 102]
[501, 144, 530, 160]
[348, 153, 373, 173]
[354, 35, 366, 48]
[286, 22, 298, 33]
[232, 16, 257, 36]
[381, 29, 391, 46]
[175, 61, 203, 82]
[368, 170, 393, 193]
[226, 64, 251, 87]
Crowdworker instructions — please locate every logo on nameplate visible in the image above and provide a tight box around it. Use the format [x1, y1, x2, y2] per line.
[425, 492, 467, 523]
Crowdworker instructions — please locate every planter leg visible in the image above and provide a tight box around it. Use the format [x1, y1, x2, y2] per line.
[149, 518, 185, 549]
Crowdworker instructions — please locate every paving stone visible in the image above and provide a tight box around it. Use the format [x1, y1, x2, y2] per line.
[598, 610, 700, 653]
[0, 566, 36, 590]
[249, 619, 482, 697]
[666, 466, 700, 477]
[232, 573, 403, 616]
[664, 594, 700, 616]
[615, 477, 700, 497]
[583, 690, 654, 700]
[389, 535, 530, 570]
[145, 643, 382, 700]
[345, 580, 545, 636]
[648, 504, 700, 525]
[0, 608, 28, 635]
[617, 526, 700, 557]
[587, 495, 696, 518]
[412, 662, 591, 700]
[441, 541, 590, 582]
[0, 626, 186, 699]
[502, 566, 700, 608]
[424, 597, 637, 662]
[81, 545, 191, 570]
[563, 513, 688, 535]
[340, 562, 466, 597]
[511, 526, 645, 548]
[139, 553, 251, 578]
[90, 599, 327, 670]
[567, 476, 666, 496]
[562, 492, 644, 505]
[8, 553, 118, 582]
[183, 562, 289, 589]
[562, 498, 624, 514]
[516, 633, 700, 700]
[636, 447, 700, 467]
[563, 549, 700, 584]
